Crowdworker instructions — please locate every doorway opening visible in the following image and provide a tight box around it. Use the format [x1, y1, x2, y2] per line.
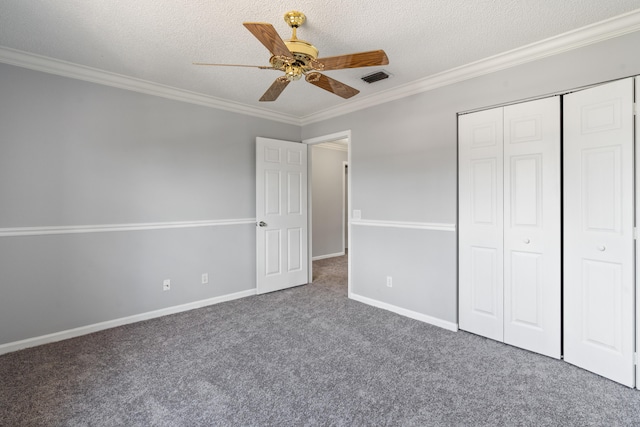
[304, 131, 352, 296]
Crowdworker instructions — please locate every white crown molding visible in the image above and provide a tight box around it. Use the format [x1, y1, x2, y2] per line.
[0, 289, 256, 355]
[0, 218, 256, 237]
[2, 9, 640, 127]
[0, 46, 300, 126]
[300, 8, 640, 125]
[351, 219, 455, 232]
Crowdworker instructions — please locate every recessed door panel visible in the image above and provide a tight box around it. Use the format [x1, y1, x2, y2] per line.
[510, 115, 542, 143]
[582, 147, 621, 232]
[510, 251, 542, 328]
[581, 100, 621, 134]
[265, 230, 281, 276]
[510, 155, 541, 227]
[582, 260, 622, 351]
[471, 123, 498, 148]
[471, 159, 497, 225]
[288, 228, 302, 272]
[287, 149, 303, 165]
[265, 170, 281, 215]
[265, 146, 281, 163]
[287, 171, 302, 215]
[470, 246, 498, 317]
[564, 78, 635, 387]
[503, 96, 560, 359]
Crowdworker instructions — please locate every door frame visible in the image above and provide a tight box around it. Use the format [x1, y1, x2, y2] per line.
[342, 160, 349, 253]
[303, 130, 352, 296]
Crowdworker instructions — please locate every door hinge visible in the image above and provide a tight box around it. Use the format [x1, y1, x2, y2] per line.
[634, 353, 638, 365]
[634, 103, 638, 115]
[635, 228, 638, 240]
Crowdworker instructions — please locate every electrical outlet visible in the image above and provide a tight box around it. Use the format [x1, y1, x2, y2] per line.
[386, 276, 393, 288]
[201, 273, 209, 284]
[163, 279, 171, 291]
[353, 210, 362, 220]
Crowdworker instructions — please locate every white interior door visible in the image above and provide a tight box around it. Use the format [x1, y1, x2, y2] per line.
[256, 137, 308, 294]
[459, 107, 504, 342]
[503, 97, 561, 359]
[564, 78, 635, 387]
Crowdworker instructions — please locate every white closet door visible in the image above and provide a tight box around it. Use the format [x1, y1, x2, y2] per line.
[564, 78, 635, 387]
[503, 97, 561, 359]
[459, 107, 504, 342]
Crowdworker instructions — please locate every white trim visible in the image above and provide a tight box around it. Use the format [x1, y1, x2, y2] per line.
[342, 160, 348, 252]
[312, 252, 345, 261]
[349, 292, 458, 332]
[0, 218, 256, 237]
[314, 142, 349, 152]
[0, 289, 256, 355]
[303, 131, 352, 145]
[0, 46, 299, 126]
[351, 219, 456, 232]
[300, 9, 640, 125]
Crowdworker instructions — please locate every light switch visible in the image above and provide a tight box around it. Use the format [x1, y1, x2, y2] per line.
[353, 210, 361, 220]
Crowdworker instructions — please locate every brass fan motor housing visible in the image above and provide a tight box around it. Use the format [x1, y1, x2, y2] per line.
[269, 39, 319, 69]
[269, 11, 321, 81]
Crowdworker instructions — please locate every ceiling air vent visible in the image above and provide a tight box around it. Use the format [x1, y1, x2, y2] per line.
[361, 70, 391, 84]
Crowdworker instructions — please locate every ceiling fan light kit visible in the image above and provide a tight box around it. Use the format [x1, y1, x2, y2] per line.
[195, 10, 389, 102]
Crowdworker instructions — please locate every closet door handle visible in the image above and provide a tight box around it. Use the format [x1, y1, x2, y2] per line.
[258, 221, 267, 227]
[523, 238, 530, 244]
[597, 245, 606, 251]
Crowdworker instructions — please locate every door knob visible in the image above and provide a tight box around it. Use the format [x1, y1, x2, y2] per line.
[523, 238, 530, 244]
[258, 221, 267, 227]
[597, 245, 606, 251]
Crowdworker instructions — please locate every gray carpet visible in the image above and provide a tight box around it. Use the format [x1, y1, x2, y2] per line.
[2, 254, 640, 426]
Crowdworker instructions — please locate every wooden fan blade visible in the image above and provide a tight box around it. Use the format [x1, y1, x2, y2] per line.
[260, 78, 290, 102]
[243, 23, 292, 58]
[193, 62, 277, 70]
[306, 73, 359, 99]
[316, 50, 389, 71]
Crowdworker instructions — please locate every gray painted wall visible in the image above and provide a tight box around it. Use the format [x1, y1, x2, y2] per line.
[311, 145, 348, 258]
[0, 63, 300, 345]
[302, 31, 640, 325]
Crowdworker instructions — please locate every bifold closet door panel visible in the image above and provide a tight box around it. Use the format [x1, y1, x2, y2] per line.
[564, 77, 635, 387]
[459, 107, 504, 342]
[503, 97, 561, 359]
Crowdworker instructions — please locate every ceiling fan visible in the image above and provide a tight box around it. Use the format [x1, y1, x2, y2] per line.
[194, 11, 389, 102]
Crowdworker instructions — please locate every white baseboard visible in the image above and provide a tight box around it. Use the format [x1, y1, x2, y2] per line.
[312, 251, 346, 261]
[0, 289, 256, 355]
[349, 292, 458, 332]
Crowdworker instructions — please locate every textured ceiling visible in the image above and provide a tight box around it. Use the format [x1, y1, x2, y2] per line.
[1, 1, 640, 118]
